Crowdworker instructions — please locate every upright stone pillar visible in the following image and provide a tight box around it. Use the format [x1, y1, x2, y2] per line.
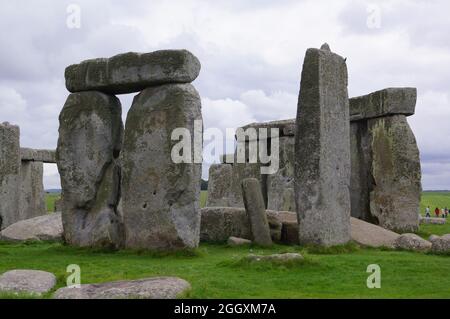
[121, 84, 202, 250]
[57, 92, 124, 248]
[349, 88, 421, 232]
[0, 122, 21, 230]
[294, 44, 351, 246]
[206, 164, 233, 207]
[19, 161, 46, 221]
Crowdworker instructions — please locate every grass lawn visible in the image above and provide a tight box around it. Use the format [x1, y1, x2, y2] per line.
[0, 241, 448, 299]
[45, 193, 61, 212]
[11, 190, 444, 299]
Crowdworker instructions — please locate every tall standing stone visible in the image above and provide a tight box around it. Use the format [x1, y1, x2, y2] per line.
[57, 91, 124, 248]
[19, 161, 46, 220]
[294, 44, 351, 246]
[241, 178, 272, 246]
[0, 123, 21, 230]
[121, 83, 202, 250]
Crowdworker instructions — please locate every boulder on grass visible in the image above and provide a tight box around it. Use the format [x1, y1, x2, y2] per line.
[246, 253, 304, 263]
[350, 217, 400, 248]
[0, 270, 56, 295]
[227, 237, 251, 246]
[53, 277, 191, 299]
[419, 217, 446, 225]
[393, 233, 432, 251]
[0, 213, 62, 242]
[429, 234, 450, 254]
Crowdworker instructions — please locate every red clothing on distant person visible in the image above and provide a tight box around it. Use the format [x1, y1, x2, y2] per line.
[435, 208, 440, 216]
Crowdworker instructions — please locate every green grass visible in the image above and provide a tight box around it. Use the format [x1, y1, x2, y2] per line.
[0, 241, 448, 299]
[200, 190, 207, 208]
[418, 191, 450, 238]
[45, 193, 61, 212]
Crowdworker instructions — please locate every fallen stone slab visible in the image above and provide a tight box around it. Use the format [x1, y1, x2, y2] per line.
[350, 217, 400, 248]
[20, 148, 56, 163]
[200, 207, 285, 243]
[227, 236, 251, 246]
[65, 50, 201, 95]
[429, 234, 450, 254]
[419, 217, 447, 225]
[393, 233, 432, 252]
[0, 213, 62, 242]
[0, 270, 56, 295]
[350, 87, 417, 121]
[245, 253, 303, 263]
[53, 277, 191, 299]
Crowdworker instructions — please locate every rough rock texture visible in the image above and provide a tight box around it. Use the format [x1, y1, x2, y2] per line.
[0, 270, 56, 295]
[0, 213, 62, 242]
[294, 45, 351, 246]
[0, 122, 21, 230]
[206, 164, 233, 207]
[57, 91, 124, 248]
[200, 207, 285, 243]
[349, 88, 417, 121]
[65, 50, 201, 95]
[121, 84, 202, 250]
[367, 115, 421, 233]
[429, 234, 450, 254]
[19, 161, 46, 221]
[394, 233, 432, 251]
[419, 217, 446, 225]
[245, 253, 303, 263]
[350, 217, 399, 248]
[241, 178, 272, 246]
[53, 277, 191, 299]
[54, 199, 62, 212]
[227, 236, 251, 246]
[267, 136, 295, 211]
[238, 119, 296, 140]
[20, 148, 56, 163]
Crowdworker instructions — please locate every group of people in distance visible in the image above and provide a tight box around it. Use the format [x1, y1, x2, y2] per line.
[425, 206, 449, 218]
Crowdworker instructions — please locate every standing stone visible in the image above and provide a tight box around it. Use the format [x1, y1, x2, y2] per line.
[19, 161, 46, 220]
[57, 91, 124, 248]
[206, 164, 233, 207]
[121, 83, 202, 250]
[368, 115, 421, 232]
[241, 178, 272, 246]
[267, 136, 295, 211]
[294, 45, 351, 246]
[0, 122, 21, 230]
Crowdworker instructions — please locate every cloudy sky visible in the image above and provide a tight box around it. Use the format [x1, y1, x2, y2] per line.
[1, 0, 449, 190]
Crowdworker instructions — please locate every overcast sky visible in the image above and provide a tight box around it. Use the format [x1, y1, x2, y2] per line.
[1, 0, 449, 190]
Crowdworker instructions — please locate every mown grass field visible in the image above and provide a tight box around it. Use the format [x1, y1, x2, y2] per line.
[3, 190, 443, 299]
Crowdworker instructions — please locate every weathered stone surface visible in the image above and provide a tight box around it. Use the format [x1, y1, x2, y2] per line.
[227, 236, 251, 246]
[241, 178, 272, 246]
[0, 122, 21, 230]
[121, 84, 202, 250]
[57, 91, 124, 248]
[206, 164, 233, 207]
[350, 217, 399, 248]
[245, 253, 303, 263]
[0, 270, 56, 295]
[200, 207, 285, 243]
[65, 50, 201, 95]
[237, 119, 296, 141]
[419, 217, 446, 225]
[294, 45, 351, 246]
[54, 198, 62, 212]
[429, 234, 450, 254]
[350, 88, 417, 121]
[53, 277, 191, 299]
[19, 161, 46, 221]
[368, 115, 421, 233]
[267, 136, 295, 211]
[394, 233, 432, 251]
[20, 148, 56, 163]
[0, 212, 62, 242]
